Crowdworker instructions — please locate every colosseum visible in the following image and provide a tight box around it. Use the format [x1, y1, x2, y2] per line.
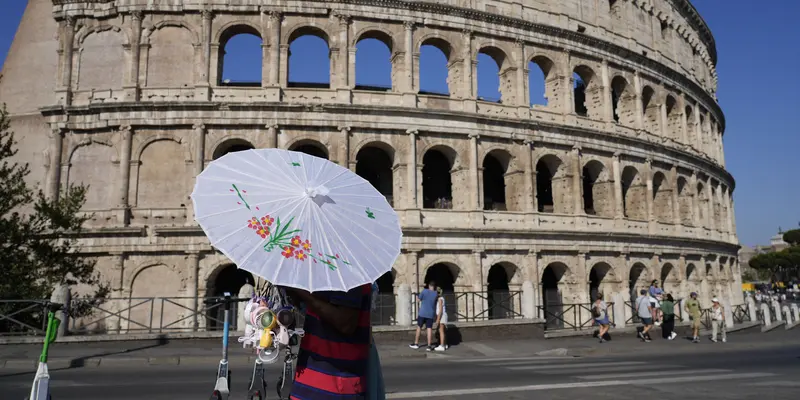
[0, 0, 741, 331]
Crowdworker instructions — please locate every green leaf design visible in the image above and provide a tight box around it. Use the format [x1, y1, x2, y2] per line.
[291, 162, 301, 167]
[365, 208, 375, 219]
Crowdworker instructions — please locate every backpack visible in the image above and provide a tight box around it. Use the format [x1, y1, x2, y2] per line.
[591, 302, 602, 318]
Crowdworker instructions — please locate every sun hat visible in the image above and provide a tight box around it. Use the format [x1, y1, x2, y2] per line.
[712, 297, 719, 303]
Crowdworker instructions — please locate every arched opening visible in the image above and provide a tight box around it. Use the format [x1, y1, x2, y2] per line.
[288, 28, 331, 88]
[628, 263, 649, 323]
[686, 263, 697, 282]
[355, 32, 393, 91]
[422, 149, 454, 209]
[589, 262, 614, 302]
[652, 171, 673, 223]
[536, 155, 564, 213]
[373, 270, 396, 326]
[573, 66, 599, 118]
[419, 38, 451, 96]
[677, 176, 693, 226]
[424, 263, 458, 320]
[665, 95, 680, 140]
[541, 262, 568, 329]
[212, 139, 255, 160]
[711, 185, 720, 231]
[582, 160, 613, 217]
[661, 263, 677, 293]
[487, 263, 517, 319]
[290, 141, 329, 160]
[218, 26, 262, 86]
[611, 76, 635, 126]
[685, 105, 696, 145]
[528, 56, 554, 107]
[621, 166, 647, 220]
[641, 86, 660, 134]
[206, 264, 254, 330]
[476, 47, 506, 103]
[356, 145, 394, 206]
[482, 152, 506, 211]
[696, 182, 707, 227]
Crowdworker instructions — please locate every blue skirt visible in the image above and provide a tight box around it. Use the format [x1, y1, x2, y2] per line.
[367, 340, 385, 400]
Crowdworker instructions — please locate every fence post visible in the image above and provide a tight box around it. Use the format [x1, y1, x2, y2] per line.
[612, 293, 626, 328]
[746, 296, 757, 322]
[722, 298, 734, 328]
[50, 285, 70, 337]
[238, 283, 255, 331]
[521, 281, 535, 319]
[783, 305, 793, 325]
[772, 300, 782, 322]
[792, 304, 800, 323]
[396, 284, 412, 326]
[760, 303, 771, 326]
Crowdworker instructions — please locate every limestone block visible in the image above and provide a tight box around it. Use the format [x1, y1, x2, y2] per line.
[396, 284, 412, 326]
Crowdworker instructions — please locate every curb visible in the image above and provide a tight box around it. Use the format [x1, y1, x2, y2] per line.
[785, 320, 799, 330]
[761, 320, 786, 333]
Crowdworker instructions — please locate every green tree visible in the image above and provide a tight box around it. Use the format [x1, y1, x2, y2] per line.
[0, 104, 107, 333]
[783, 229, 800, 246]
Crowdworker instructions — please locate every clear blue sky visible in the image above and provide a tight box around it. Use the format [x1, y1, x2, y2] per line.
[1, 1, 797, 246]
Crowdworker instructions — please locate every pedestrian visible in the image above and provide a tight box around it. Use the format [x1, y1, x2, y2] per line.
[409, 281, 438, 351]
[660, 293, 678, 340]
[649, 280, 663, 326]
[593, 292, 610, 343]
[283, 284, 372, 400]
[434, 287, 448, 351]
[710, 297, 727, 343]
[684, 291, 702, 343]
[635, 289, 654, 342]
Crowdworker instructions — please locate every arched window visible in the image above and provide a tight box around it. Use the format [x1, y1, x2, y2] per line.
[536, 155, 565, 213]
[665, 95, 680, 140]
[422, 149, 454, 209]
[355, 145, 394, 206]
[288, 28, 331, 88]
[652, 172, 672, 223]
[677, 176, 693, 226]
[685, 105, 696, 145]
[641, 86, 660, 134]
[583, 160, 613, 217]
[424, 263, 459, 318]
[541, 262, 569, 329]
[696, 182, 707, 226]
[355, 32, 393, 91]
[212, 139, 255, 160]
[573, 66, 599, 118]
[529, 56, 554, 107]
[487, 263, 517, 319]
[476, 47, 505, 103]
[419, 38, 451, 96]
[621, 166, 647, 220]
[290, 141, 329, 160]
[611, 76, 635, 126]
[482, 153, 506, 211]
[218, 26, 262, 86]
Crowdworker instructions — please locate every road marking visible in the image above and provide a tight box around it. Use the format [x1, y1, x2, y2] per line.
[448, 356, 578, 363]
[745, 381, 800, 388]
[483, 358, 582, 367]
[579, 368, 731, 380]
[385, 372, 775, 399]
[461, 342, 512, 357]
[507, 361, 646, 371]
[536, 364, 680, 375]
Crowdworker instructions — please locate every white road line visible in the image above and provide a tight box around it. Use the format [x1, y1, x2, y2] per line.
[745, 381, 800, 388]
[507, 361, 646, 371]
[483, 359, 583, 367]
[536, 364, 681, 375]
[579, 368, 732, 380]
[385, 372, 775, 399]
[448, 356, 578, 363]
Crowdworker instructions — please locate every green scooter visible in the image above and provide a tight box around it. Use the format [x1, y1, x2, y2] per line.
[28, 302, 62, 400]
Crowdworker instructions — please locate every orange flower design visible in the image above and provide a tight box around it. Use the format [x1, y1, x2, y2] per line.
[256, 226, 270, 239]
[295, 250, 307, 261]
[301, 239, 311, 251]
[260, 215, 275, 226]
[247, 217, 260, 230]
[290, 236, 302, 248]
[281, 246, 294, 258]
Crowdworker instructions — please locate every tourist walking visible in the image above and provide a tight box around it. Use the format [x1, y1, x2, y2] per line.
[635, 289, 654, 342]
[684, 292, 702, 343]
[434, 287, 448, 351]
[593, 293, 611, 343]
[410, 281, 438, 351]
[710, 297, 727, 343]
[660, 294, 678, 340]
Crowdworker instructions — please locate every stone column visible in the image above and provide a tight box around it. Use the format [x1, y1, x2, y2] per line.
[523, 140, 535, 212]
[338, 126, 352, 170]
[396, 283, 412, 326]
[186, 252, 201, 331]
[571, 146, 583, 215]
[117, 126, 133, 224]
[403, 21, 414, 93]
[706, 177, 715, 232]
[469, 133, 480, 210]
[106, 253, 125, 333]
[746, 296, 757, 323]
[690, 172, 699, 228]
[462, 30, 474, 100]
[472, 250, 486, 315]
[515, 40, 527, 107]
[680, 95, 689, 144]
[199, 10, 213, 95]
[334, 14, 351, 91]
[267, 12, 281, 86]
[633, 72, 644, 130]
[47, 128, 64, 201]
[601, 60, 613, 122]
[644, 158, 654, 222]
[193, 123, 206, 176]
[693, 104, 702, 150]
[670, 165, 680, 225]
[406, 129, 419, 209]
[562, 50, 572, 115]
[408, 251, 420, 292]
[125, 12, 143, 100]
[266, 124, 279, 148]
[726, 191, 735, 239]
[660, 102, 669, 138]
[612, 152, 623, 218]
[59, 17, 77, 94]
[50, 285, 70, 337]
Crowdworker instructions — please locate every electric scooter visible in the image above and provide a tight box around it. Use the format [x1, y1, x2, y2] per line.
[28, 301, 62, 400]
[209, 293, 233, 400]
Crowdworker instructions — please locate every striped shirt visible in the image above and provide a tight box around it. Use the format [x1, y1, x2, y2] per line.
[290, 284, 372, 400]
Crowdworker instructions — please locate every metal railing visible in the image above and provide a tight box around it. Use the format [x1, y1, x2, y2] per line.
[732, 304, 750, 324]
[0, 300, 52, 336]
[536, 303, 615, 331]
[411, 291, 524, 323]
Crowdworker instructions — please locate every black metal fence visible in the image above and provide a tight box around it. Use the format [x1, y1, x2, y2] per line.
[411, 291, 524, 323]
[536, 303, 615, 331]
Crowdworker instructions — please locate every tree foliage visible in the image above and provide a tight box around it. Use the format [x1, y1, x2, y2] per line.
[783, 229, 800, 246]
[0, 104, 107, 332]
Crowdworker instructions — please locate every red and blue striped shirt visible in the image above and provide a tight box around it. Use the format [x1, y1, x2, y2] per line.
[290, 284, 372, 400]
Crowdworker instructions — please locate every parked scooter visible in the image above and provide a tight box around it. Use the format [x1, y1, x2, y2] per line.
[209, 293, 235, 400]
[28, 301, 62, 400]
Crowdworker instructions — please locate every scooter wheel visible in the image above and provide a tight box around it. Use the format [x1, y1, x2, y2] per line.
[248, 390, 263, 400]
[209, 390, 223, 400]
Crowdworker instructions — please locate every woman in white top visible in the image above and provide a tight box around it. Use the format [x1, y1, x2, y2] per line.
[434, 287, 448, 352]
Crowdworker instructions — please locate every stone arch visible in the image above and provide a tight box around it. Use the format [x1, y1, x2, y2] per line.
[352, 26, 395, 49]
[76, 27, 126, 90]
[128, 263, 182, 331]
[696, 181, 707, 227]
[286, 25, 332, 87]
[610, 75, 636, 126]
[136, 138, 189, 209]
[482, 148, 522, 211]
[146, 24, 196, 87]
[211, 138, 255, 160]
[535, 153, 568, 214]
[66, 139, 115, 210]
[641, 85, 660, 134]
[475, 45, 514, 103]
[628, 262, 650, 300]
[421, 145, 458, 209]
[423, 262, 461, 291]
[541, 262, 570, 327]
[652, 171, 673, 223]
[528, 54, 556, 107]
[686, 263, 699, 281]
[418, 36, 454, 96]
[133, 133, 188, 162]
[355, 143, 395, 204]
[204, 262, 255, 329]
[572, 65, 601, 118]
[582, 159, 613, 217]
[75, 24, 131, 47]
[287, 138, 330, 160]
[216, 24, 263, 86]
[588, 262, 617, 301]
[283, 23, 333, 46]
[148, 20, 200, 45]
[621, 165, 647, 220]
[685, 104, 697, 146]
[677, 176, 693, 225]
[487, 262, 519, 319]
[660, 263, 679, 292]
[665, 94, 681, 140]
[415, 32, 459, 59]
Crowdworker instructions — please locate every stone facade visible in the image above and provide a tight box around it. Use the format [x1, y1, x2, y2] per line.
[0, 0, 741, 329]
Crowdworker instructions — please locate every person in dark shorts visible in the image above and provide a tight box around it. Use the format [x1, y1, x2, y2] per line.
[635, 289, 654, 342]
[593, 293, 611, 343]
[410, 281, 438, 351]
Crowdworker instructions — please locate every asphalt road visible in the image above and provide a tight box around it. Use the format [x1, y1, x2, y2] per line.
[2, 338, 799, 399]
